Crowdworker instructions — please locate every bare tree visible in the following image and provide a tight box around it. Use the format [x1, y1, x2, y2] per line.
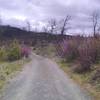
[0, 14, 2, 25]
[97, 27, 100, 33]
[48, 18, 57, 34]
[26, 20, 31, 31]
[60, 15, 71, 35]
[91, 11, 100, 38]
[42, 25, 49, 33]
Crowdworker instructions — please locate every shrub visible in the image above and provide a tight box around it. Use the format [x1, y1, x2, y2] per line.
[0, 40, 31, 61]
[60, 37, 100, 73]
[0, 47, 6, 61]
[91, 68, 100, 84]
[7, 40, 21, 61]
[72, 38, 100, 73]
[21, 45, 31, 58]
[77, 40, 94, 71]
[60, 39, 79, 62]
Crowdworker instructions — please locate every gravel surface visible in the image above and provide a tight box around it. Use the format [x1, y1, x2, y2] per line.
[0, 54, 92, 100]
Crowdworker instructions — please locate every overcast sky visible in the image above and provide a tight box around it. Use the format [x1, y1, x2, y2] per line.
[0, 0, 100, 35]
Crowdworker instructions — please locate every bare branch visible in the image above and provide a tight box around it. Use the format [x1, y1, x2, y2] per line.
[0, 14, 2, 25]
[60, 15, 71, 35]
[91, 11, 100, 38]
[48, 18, 57, 34]
[26, 20, 31, 31]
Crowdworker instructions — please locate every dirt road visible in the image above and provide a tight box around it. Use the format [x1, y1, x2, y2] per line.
[0, 54, 92, 100]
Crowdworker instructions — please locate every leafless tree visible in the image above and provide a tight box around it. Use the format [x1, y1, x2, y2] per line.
[60, 15, 71, 35]
[48, 18, 57, 34]
[97, 27, 100, 33]
[91, 11, 100, 38]
[26, 20, 31, 31]
[42, 25, 49, 33]
[0, 14, 2, 25]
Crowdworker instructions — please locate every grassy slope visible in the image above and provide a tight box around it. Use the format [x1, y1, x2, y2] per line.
[59, 61, 100, 100]
[0, 58, 30, 92]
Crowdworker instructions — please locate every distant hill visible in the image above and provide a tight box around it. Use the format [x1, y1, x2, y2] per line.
[0, 25, 72, 46]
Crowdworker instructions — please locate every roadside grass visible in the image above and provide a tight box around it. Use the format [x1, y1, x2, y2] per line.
[59, 61, 100, 100]
[0, 58, 30, 92]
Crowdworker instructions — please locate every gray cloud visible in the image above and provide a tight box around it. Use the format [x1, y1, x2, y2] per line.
[0, 0, 100, 34]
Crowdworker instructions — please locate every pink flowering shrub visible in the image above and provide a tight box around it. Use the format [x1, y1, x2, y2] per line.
[21, 45, 31, 58]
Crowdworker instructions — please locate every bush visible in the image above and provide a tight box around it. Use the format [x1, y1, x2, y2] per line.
[91, 68, 100, 84]
[76, 39, 100, 72]
[60, 39, 79, 62]
[7, 40, 21, 61]
[76, 40, 95, 72]
[21, 45, 31, 58]
[60, 37, 100, 73]
[0, 47, 6, 61]
[0, 40, 31, 61]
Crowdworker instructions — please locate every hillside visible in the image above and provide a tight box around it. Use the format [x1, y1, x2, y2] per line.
[0, 25, 72, 46]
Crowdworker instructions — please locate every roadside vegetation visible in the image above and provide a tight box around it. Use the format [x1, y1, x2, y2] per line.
[58, 36, 100, 100]
[0, 39, 31, 92]
[0, 40, 20, 61]
[0, 16, 100, 99]
[0, 59, 29, 92]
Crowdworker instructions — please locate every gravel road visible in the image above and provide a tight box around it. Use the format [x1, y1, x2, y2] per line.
[0, 54, 92, 100]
